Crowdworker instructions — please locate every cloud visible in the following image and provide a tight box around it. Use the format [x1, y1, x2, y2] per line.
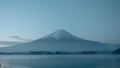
[10, 36, 32, 42]
[0, 41, 25, 48]
[0, 36, 31, 48]
[0, 44, 10, 47]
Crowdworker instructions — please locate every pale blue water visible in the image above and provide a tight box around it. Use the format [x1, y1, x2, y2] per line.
[0, 55, 120, 68]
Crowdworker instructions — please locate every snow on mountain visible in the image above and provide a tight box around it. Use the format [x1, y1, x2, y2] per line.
[42, 29, 79, 40]
[0, 29, 119, 53]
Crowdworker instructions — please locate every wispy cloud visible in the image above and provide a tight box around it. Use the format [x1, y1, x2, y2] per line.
[0, 41, 25, 48]
[10, 36, 32, 42]
[0, 44, 10, 47]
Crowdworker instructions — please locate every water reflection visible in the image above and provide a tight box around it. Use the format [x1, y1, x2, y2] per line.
[0, 55, 120, 68]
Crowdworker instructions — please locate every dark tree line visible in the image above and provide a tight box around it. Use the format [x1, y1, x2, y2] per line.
[0, 51, 99, 55]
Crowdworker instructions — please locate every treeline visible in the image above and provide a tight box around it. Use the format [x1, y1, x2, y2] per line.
[0, 51, 99, 55]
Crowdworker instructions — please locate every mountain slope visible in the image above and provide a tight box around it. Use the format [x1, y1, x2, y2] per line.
[0, 29, 119, 53]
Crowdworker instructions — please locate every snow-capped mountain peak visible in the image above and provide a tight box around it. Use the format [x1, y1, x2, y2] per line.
[42, 29, 78, 40]
[0, 29, 119, 53]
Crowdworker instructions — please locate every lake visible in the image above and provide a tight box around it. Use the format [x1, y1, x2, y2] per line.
[0, 55, 120, 68]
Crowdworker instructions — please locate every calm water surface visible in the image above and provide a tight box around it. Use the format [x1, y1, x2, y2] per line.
[0, 55, 120, 68]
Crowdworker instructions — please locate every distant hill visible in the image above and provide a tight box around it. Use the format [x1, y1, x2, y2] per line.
[112, 48, 120, 54]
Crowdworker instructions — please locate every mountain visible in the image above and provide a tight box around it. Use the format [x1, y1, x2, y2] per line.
[0, 29, 119, 53]
[42, 29, 79, 40]
[112, 48, 120, 54]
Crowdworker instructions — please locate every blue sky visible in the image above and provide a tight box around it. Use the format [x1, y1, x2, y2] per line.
[0, 0, 120, 44]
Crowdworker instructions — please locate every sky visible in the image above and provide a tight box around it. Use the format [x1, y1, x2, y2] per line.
[0, 0, 120, 44]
